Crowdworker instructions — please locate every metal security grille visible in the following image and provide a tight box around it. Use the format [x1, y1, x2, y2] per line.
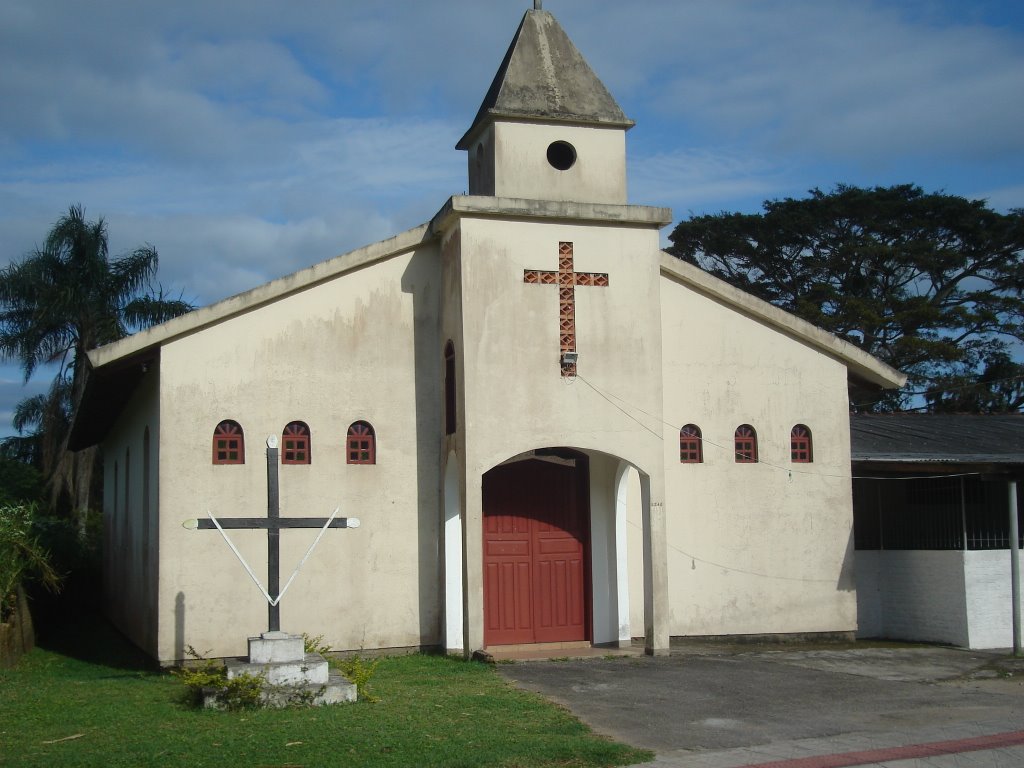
[680, 424, 703, 463]
[213, 420, 244, 465]
[346, 421, 375, 465]
[282, 421, 310, 464]
[853, 475, 1024, 550]
[791, 425, 812, 463]
[734, 425, 757, 463]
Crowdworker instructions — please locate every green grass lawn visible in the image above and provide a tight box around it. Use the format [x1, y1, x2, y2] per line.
[0, 616, 652, 768]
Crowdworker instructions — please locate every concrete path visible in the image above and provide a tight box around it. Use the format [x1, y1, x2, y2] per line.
[495, 643, 1024, 767]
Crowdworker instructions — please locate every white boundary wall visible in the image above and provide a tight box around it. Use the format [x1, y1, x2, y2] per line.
[856, 549, 1022, 649]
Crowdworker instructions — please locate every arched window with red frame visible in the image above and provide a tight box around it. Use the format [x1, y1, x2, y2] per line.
[347, 421, 375, 465]
[791, 424, 813, 463]
[282, 421, 311, 465]
[734, 424, 758, 463]
[680, 424, 703, 463]
[213, 420, 245, 465]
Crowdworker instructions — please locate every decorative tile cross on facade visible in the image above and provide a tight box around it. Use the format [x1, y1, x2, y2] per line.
[524, 241, 609, 377]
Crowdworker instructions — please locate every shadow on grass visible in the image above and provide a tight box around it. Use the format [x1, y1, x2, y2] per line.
[29, 582, 154, 673]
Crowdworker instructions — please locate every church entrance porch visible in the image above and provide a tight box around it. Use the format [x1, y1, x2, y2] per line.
[482, 454, 591, 647]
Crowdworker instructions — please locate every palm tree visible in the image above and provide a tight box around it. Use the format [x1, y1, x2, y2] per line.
[0, 205, 192, 536]
[4, 378, 72, 482]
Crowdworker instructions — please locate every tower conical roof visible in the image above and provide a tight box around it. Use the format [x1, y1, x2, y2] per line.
[456, 9, 633, 149]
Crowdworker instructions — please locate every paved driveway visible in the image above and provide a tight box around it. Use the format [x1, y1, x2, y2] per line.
[496, 643, 1024, 760]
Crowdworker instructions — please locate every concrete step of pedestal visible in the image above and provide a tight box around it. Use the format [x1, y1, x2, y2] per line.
[203, 669, 356, 709]
[248, 632, 305, 664]
[226, 652, 329, 685]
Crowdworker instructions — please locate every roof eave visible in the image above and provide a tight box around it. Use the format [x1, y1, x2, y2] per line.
[456, 110, 635, 150]
[87, 222, 435, 371]
[69, 349, 157, 450]
[430, 195, 672, 234]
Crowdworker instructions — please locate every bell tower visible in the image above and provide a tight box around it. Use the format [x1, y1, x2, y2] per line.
[456, 7, 634, 205]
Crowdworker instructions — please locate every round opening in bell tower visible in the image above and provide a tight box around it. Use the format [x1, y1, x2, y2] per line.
[546, 140, 577, 171]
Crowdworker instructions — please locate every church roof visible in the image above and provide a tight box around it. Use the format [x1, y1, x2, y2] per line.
[456, 9, 633, 150]
[659, 253, 907, 391]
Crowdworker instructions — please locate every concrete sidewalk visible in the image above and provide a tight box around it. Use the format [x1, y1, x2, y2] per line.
[638, 723, 1024, 767]
[495, 642, 1024, 768]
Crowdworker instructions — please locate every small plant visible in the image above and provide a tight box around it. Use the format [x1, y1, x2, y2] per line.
[303, 632, 331, 656]
[303, 632, 378, 702]
[172, 646, 265, 710]
[215, 672, 266, 710]
[336, 654, 380, 702]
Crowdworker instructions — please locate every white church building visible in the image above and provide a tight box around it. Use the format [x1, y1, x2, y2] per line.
[70, 7, 904, 663]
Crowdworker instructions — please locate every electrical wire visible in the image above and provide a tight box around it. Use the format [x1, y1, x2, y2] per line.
[575, 373, 983, 482]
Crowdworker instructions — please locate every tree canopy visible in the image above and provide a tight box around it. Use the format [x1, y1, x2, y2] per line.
[0, 205, 192, 532]
[666, 184, 1024, 411]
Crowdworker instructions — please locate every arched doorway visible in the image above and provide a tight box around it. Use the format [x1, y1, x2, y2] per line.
[482, 451, 591, 646]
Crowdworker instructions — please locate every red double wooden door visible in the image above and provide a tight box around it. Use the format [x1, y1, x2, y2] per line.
[483, 457, 590, 646]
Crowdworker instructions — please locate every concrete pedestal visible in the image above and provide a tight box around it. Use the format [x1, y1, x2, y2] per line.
[203, 631, 356, 708]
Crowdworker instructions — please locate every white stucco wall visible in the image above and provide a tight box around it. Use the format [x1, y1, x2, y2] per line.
[659, 272, 858, 637]
[486, 122, 628, 205]
[153, 245, 441, 662]
[449, 212, 667, 650]
[625, 466, 646, 636]
[102, 368, 160, 656]
[456, 216, 663, 476]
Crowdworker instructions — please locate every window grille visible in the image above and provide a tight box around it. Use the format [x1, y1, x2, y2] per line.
[853, 475, 1024, 550]
[791, 424, 813, 463]
[213, 420, 245, 465]
[282, 421, 311, 465]
[347, 421, 376, 465]
[734, 425, 758, 463]
[680, 424, 703, 463]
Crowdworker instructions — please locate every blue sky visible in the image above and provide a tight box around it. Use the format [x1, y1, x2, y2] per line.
[1, 0, 1023, 435]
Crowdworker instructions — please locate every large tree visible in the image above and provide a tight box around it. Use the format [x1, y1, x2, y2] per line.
[0, 205, 192, 534]
[667, 184, 1024, 411]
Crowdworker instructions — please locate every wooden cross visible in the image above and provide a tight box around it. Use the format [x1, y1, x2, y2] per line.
[186, 436, 358, 633]
[524, 241, 609, 377]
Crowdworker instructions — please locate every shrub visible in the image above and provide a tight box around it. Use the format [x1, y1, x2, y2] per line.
[172, 647, 266, 711]
[302, 632, 379, 702]
[336, 654, 380, 702]
[0, 503, 60, 623]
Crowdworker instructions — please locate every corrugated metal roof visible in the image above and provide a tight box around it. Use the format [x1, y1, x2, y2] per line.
[850, 413, 1024, 464]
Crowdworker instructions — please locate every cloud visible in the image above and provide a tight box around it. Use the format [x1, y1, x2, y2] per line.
[630, 149, 790, 212]
[978, 184, 1024, 212]
[1, 114, 463, 302]
[633, 1, 1024, 162]
[0, 0, 1022, 437]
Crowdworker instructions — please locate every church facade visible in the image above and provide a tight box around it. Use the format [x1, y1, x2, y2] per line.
[70, 8, 903, 663]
